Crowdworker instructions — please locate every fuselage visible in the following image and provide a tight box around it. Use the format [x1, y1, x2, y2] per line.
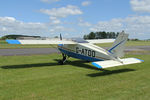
[58, 43, 114, 62]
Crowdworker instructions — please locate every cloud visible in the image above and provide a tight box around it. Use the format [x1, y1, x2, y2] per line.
[40, 5, 83, 18]
[0, 17, 74, 37]
[81, 1, 91, 6]
[90, 19, 123, 32]
[0, 17, 47, 35]
[78, 18, 91, 27]
[79, 22, 91, 27]
[1, 16, 150, 39]
[90, 16, 150, 39]
[40, 0, 60, 3]
[49, 26, 75, 33]
[49, 17, 61, 25]
[130, 0, 150, 13]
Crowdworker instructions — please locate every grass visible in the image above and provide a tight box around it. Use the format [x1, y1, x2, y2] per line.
[97, 41, 150, 47]
[126, 41, 150, 46]
[0, 53, 150, 100]
[0, 40, 8, 44]
[0, 40, 150, 49]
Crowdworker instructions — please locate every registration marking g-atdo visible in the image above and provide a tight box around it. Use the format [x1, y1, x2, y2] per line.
[76, 47, 95, 57]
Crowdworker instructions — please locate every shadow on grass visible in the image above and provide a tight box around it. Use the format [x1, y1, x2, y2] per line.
[66, 60, 100, 71]
[0, 59, 136, 76]
[1, 59, 100, 70]
[1, 62, 59, 69]
[87, 68, 136, 77]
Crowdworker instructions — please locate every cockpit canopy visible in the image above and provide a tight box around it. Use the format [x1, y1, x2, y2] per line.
[71, 38, 89, 43]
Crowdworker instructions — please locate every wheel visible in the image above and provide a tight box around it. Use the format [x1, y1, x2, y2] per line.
[58, 60, 64, 65]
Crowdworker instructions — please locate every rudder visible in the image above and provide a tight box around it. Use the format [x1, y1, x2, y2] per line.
[108, 31, 129, 58]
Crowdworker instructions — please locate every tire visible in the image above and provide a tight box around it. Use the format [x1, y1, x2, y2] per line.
[58, 60, 64, 65]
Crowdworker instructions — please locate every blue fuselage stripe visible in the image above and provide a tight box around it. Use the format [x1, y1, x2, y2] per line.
[58, 47, 103, 62]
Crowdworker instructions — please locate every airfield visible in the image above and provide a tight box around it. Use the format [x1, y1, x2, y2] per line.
[0, 45, 150, 56]
[0, 40, 150, 56]
[0, 41, 150, 100]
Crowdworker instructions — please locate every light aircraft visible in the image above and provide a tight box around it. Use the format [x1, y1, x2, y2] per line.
[6, 31, 143, 69]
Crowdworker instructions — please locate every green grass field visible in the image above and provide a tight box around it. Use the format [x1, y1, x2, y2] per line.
[0, 53, 150, 100]
[97, 41, 150, 47]
[0, 40, 150, 49]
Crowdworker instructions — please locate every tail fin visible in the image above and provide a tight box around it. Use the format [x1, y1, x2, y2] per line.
[108, 31, 129, 58]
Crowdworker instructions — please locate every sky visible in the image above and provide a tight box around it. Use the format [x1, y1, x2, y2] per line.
[0, 0, 150, 39]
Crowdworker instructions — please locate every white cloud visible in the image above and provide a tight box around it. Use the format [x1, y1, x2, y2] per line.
[41, 0, 60, 3]
[1, 17, 16, 22]
[78, 18, 91, 27]
[79, 22, 91, 27]
[81, 1, 91, 6]
[49, 26, 75, 35]
[130, 0, 150, 13]
[40, 5, 82, 18]
[0, 17, 47, 36]
[51, 19, 61, 24]
[1, 16, 150, 39]
[90, 18, 123, 32]
[90, 16, 150, 39]
[49, 17, 61, 25]
[0, 17, 74, 37]
[2, 27, 7, 31]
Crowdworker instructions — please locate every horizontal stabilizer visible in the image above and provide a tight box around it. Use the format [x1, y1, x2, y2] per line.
[92, 58, 143, 69]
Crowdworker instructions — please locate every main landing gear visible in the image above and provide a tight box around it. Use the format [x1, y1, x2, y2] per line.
[58, 53, 68, 65]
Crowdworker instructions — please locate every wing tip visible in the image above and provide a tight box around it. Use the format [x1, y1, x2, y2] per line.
[134, 58, 144, 62]
[6, 40, 21, 44]
[92, 62, 102, 69]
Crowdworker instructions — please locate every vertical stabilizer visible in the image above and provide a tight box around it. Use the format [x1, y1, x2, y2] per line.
[108, 31, 129, 58]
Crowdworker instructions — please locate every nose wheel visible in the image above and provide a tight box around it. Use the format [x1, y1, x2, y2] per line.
[58, 53, 68, 65]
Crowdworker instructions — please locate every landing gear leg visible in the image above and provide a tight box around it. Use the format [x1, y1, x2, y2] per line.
[59, 53, 68, 65]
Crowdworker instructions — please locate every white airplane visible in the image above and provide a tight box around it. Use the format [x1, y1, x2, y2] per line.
[6, 31, 143, 69]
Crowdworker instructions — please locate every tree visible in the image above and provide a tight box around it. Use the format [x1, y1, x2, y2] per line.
[101, 31, 107, 39]
[83, 31, 119, 39]
[83, 35, 88, 39]
[116, 32, 119, 37]
[54, 36, 58, 38]
[88, 32, 95, 39]
[112, 32, 116, 38]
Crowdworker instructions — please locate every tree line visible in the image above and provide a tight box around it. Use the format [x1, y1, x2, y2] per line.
[83, 31, 119, 39]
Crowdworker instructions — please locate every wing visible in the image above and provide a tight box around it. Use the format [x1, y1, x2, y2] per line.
[92, 58, 143, 69]
[86, 39, 115, 44]
[6, 39, 76, 44]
